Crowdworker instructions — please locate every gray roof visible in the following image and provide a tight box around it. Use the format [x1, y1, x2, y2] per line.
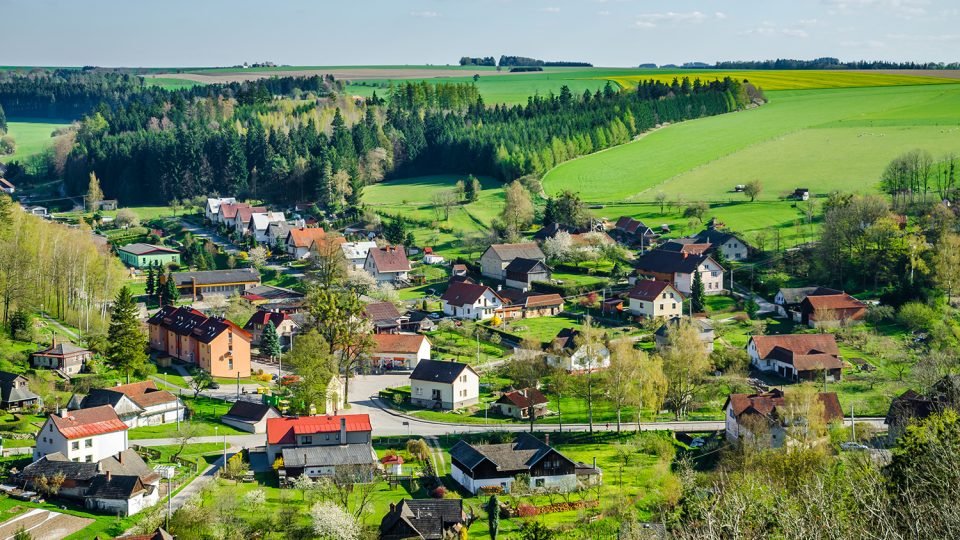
[504, 257, 548, 274]
[171, 268, 260, 286]
[35, 341, 89, 357]
[222, 401, 276, 422]
[0, 371, 39, 405]
[380, 499, 465, 540]
[281, 443, 377, 468]
[85, 474, 148, 499]
[98, 449, 160, 483]
[777, 286, 842, 305]
[117, 243, 179, 256]
[449, 433, 569, 473]
[654, 316, 714, 339]
[23, 453, 99, 481]
[486, 243, 545, 262]
[409, 360, 473, 384]
[242, 284, 305, 300]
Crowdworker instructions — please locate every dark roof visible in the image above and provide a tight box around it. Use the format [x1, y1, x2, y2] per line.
[223, 400, 276, 422]
[440, 281, 498, 308]
[380, 499, 465, 540]
[98, 449, 161, 484]
[551, 328, 580, 351]
[23, 453, 99, 481]
[34, 341, 89, 357]
[504, 257, 549, 275]
[532, 223, 586, 242]
[171, 268, 260, 286]
[450, 433, 573, 473]
[0, 371, 39, 405]
[409, 359, 474, 384]
[485, 243, 545, 262]
[777, 286, 826, 305]
[242, 284, 305, 301]
[85, 474, 147, 500]
[243, 310, 294, 331]
[692, 228, 747, 247]
[364, 302, 403, 324]
[635, 249, 718, 274]
[117, 243, 179, 256]
[655, 316, 713, 338]
[114, 528, 174, 540]
[627, 280, 680, 301]
[281, 444, 377, 468]
[147, 306, 251, 344]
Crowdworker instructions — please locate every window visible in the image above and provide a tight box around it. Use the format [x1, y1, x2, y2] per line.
[659, 304, 664, 310]
[85, 455, 93, 463]
[535, 478, 545, 487]
[302, 436, 312, 445]
[228, 359, 234, 370]
[672, 303, 677, 309]
[71, 441, 79, 450]
[85, 439, 93, 448]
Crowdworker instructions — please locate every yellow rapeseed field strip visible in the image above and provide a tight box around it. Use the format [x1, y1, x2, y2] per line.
[605, 70, 958, 91]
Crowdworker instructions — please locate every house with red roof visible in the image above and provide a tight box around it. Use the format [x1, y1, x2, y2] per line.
[147, 306, 252, 378]
[370, 333, 431, 370]
[364, 246, 412, 284]
[67, 381, 184, 428]
[265, 414, 376, 481]
[723, 389, 843, 447]
[440, 281, 505, 321]
[285, 227, 341, 259]
[626, 280, 684, 319]
[243, 309, 300, 350]
[747, 334, 843, 382]
[495, 388, 549, 420]
[799, 292, 867, 328]
[34, 405, 129, 463]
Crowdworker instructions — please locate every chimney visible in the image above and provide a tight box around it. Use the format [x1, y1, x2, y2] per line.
[60, 408, 69, 418]
[389, 502, 396, 512]
[340, 417, 347, 443]
[682, 252, 688, 259]
[544, 433, 550, 447]
[497, 285, 502, 291]
[118, 451, 123, 464]
[106, 471, 112, 482]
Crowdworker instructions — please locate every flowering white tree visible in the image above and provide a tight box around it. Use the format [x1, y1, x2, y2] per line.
[243, 488, 266, 505]
[543, 230, 573, 262]
[248, 245, 268, 268]
[311, 501, 361, 540]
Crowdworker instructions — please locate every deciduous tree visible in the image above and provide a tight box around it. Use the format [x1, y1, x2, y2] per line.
[660, 319, 712, 419]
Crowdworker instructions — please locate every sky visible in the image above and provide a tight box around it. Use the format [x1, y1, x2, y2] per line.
[2, 0, 959, 67]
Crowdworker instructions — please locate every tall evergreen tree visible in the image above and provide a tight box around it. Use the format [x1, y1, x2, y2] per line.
[161, 270, 180, 306]
[107, 286, 151, 383]
[260, 321, 281, 359]
[691, 270, 706, 313]
[145, 265, 156, 298]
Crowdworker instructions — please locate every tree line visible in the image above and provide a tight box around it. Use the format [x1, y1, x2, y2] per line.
[713, 57, 960, 70]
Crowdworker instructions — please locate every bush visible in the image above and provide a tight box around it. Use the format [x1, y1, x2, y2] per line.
[897, 301, 937, 332]
[516, 502, 539, 517]
[866, 304, 895, 324]
[431, 486, 447, 499]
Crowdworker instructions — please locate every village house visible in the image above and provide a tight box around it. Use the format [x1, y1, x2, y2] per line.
[167, 268, 261, 300]
[285, 227, 336, 259]
[265, 221, 291, 250]
[370, 333, 432, 370]
[885, 376, 959, 442]
[221, 400, 281, 434]
[547, 328, 611, 372]
[658, 239, 712, 255]
[409, 359, 479, 410]
[68, 381, 184, 428]
[690, 227, 752, 261]
[246, 211, 287, 244]
[440, 280, 505, 321]
[503, 257, 551, 290]
[243, 309, 300, 350]
[774, 286, 841, 319]
[626, 280, 684, 319]
[216, 202, 257, 229]
[449, 433, 580, 494]
[341, 241, 378, 269]
[480, 243, 546, 281]
[230, 205, 268, 236]
[266, 414, 377, 481]
[613, 216, 657, 249]
[364, 301, 407, 334]
[116, 243, 181, 269]
[800, 292, 867, 328]
[747, 334, 843, 382]
[147, 305, 252, 378]
[724, 389, 843, 448]
[205, 197, 237, 223]
[497, 289, 565, 319]
[495, 388, 549, 420]
[655, 316, 715, 352]
[34, 405, 129, 463]
[240, 284, 305, 312]
[379, 499, 467, 540]
[31, 339, 93, 376]
[633, 249, 724, 295]
[364, 245, 412, 284]
[532, 222, 588, 242]
[0, 371, 40, 411]
[0, 177, 15, 194]
[451, 264, 469, 278]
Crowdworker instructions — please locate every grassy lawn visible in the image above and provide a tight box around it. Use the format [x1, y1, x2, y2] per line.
[494, 312, 643, 346]
[154, 364, 190, 389]
[128, 395, 246, 439]
[543, 83, 960, 203]
[397, 281, 448, 301]
[425, 327, 509, 363]
[0, 118, 72, 163]
[549, 270, 610, 289]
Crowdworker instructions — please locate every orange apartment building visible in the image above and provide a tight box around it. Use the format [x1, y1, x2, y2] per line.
[146, 306, 252, 378]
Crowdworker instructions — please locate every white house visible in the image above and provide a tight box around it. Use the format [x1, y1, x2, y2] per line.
[691, 228, 752, 261]
[633, 250, 724, 296]
[232, 205, 267, 236]
[341, 241, 378, 269]
[746, 334, 843, 382]
[370, 333, 431, 370]
[221, 401, 281, 434]
[449, 434, 580, 495]
[67, 381, 184, 428]
[364, 246, 411, 284]
[205, 197, 236, 223]
[34, 405, 129, 463]
[440, 281, 504, 321]
[247, 211, 287, 244]
[480, 243, 546, 281]
[626, 280, 684, 319]
[724, 389, 843, 447]
[409, 360, 479, 410]
[547, 328, 611, 372]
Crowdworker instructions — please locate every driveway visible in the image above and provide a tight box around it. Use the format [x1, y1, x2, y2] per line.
[179, 218, 239, 255]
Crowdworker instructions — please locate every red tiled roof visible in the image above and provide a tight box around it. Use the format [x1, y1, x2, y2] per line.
[627, 280, 681, 301]
[750, 334, 839, 358]
[50, 405, 128, 440]
[497, 388, 548, 408]
[266, 414, 372, 445]
[368, 246, 412, 273]
[805, 293, 867, 312]
[219, 203, 250, 220]
[372, 333, 429, 354]
[109, 380, 178, 408]
[235, 206, 268, 224]
[286, 227, 329, 248]
[243, 310, 292, 330]
[441, 281, 498, 307]
[724, 389, 843, 423]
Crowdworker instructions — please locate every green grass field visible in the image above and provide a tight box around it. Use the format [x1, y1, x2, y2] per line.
[543, 83, 960, 203]
[142, 77, 204, 90]
[1, 118, 72, 163]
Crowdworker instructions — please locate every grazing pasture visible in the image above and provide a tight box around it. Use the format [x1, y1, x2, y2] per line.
[542, 83, 960, 202]
[0, 118, 71, 163]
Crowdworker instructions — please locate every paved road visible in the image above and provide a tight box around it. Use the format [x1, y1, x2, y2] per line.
[179, 218, 239, 255]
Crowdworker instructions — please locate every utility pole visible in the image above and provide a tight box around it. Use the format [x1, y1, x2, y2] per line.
[850, 403, 856, 442]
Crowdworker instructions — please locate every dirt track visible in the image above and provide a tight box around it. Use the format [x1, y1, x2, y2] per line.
[144, 67, 536, 84]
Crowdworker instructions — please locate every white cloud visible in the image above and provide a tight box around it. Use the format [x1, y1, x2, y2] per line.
[410, 10, 439, 18]
[715, 12, 727, 20]
[634, 11, 722, 28]
[821, 0, 930, 19]
[740, 22, 809, 38]
[540, 6, 561, 13]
